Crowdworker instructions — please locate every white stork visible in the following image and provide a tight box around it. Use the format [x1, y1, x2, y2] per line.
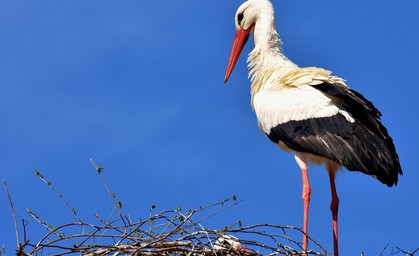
[224, 0, 402, 255]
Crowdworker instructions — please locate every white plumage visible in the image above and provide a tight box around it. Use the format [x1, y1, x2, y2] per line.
[254, 86, 355, 133]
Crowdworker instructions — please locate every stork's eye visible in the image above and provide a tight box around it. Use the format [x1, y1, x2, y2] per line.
[237, 12, 244, 25]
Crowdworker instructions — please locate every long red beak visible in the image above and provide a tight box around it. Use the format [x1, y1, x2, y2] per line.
[224, 24, 254, 83]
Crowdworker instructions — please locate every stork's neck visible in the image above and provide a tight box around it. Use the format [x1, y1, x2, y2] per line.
[247, 12, 298, 103]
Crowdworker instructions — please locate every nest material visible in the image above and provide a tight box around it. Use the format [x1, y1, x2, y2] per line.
[17, 198, 332, 256]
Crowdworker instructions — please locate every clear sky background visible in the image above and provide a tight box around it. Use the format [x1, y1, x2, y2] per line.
[1, 0, 418, 255]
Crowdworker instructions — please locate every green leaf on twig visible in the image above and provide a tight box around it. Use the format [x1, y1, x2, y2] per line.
[96, 167, 103, 173]
[35, 170, 44, 179]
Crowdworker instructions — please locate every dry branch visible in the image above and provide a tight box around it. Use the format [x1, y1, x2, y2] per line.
[3, 180, 20, 248]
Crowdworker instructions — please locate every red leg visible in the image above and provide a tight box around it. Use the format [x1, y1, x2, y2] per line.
[328, 172, 339, 256]
[301, 168, 311, 253]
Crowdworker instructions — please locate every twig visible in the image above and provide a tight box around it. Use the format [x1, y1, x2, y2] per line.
[27, 209, 64, 240]
[133, 209, 197, 255]
[380, 243, 390, 256]
[34, 171, 83, 224]
[90, 158, 127, 228]
[395, 247, 419, 256]
[3, 180, 20, 247]
[22, 219, 29, 243]
[197, 198, 246, 224]
[31, 222, 95, 254]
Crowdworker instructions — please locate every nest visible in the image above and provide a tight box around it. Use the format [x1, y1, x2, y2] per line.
[16, 196, 332, 256]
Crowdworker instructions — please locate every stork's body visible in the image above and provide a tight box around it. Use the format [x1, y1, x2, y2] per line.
[224, 1, 402, 255]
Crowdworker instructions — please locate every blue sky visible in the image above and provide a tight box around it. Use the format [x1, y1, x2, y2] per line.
[1, 0, 418, 254]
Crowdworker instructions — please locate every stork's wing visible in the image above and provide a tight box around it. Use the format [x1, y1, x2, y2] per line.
[254, 83, 402, 186]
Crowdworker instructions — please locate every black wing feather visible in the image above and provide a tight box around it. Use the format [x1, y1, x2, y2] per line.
[267, 83, 402, 186]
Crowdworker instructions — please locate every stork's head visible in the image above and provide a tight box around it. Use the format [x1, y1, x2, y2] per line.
[224, 0, 274, 83]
